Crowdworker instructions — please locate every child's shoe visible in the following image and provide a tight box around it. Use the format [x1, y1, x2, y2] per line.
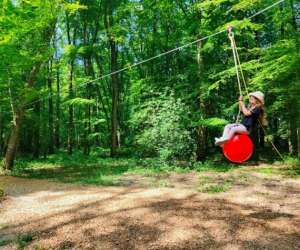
[215, 136, 229, 146]
[214, 137, 220, 145]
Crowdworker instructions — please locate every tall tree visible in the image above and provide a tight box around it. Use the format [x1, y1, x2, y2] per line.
[104, 0, 120, 157]
[65, 11, 76, 155]
[2, 1, 58, 169]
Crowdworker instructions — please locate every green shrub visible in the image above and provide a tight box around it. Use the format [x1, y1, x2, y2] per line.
[132, 91, 195, 161]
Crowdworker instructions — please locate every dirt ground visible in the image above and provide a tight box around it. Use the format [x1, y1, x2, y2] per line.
[0, 167, 300, 250]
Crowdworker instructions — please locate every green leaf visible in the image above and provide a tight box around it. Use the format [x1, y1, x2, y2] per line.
[64, 98, 96, 107]
[194, 118, 229, 128]
[64, 2, 87, 14]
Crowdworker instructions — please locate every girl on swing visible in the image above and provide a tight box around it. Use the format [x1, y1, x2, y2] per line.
[215, 91, 267, 146]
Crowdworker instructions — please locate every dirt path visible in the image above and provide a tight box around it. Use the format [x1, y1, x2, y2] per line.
[0, 170, 300, 250]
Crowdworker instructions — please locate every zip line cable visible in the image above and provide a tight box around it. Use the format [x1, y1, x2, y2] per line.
[247, 0, 285, 19]
[7, 0, 285, 109]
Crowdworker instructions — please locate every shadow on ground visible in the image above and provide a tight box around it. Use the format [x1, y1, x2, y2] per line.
[1, 183, 299, 249]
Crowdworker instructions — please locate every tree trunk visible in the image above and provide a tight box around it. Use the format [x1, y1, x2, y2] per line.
[4, 110, 23, 169]
[32, 100, 41, 158]
[110, 41, 119, 157]
[4, 64, 44, 169]
[250, 124, 259, 161]
[41, 99, 48, 159]
[66, 12, 75, 155]
[94, 55, 111, 125]
[83, 105, 91, 156]
[83, 57, 93, 156]
[259, 128, 265, 148]
[196, 40, 207, 161]
[290, 0, 300, 158]
[273, 118, 280, 146]
[151, 16, 158, 75]
[67, 61, 74, 155]
[55, 64, 60, 149]
[48, 60, 54, 154]
[104, 3, 119, 157]
[288, 118, 297, 155]
[0, 109, 3, 156]
[298, 128, 300, 159]
[3, 19, 56, 169]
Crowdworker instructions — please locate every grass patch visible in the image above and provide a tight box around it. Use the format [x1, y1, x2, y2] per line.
[200, 184, 230, 193]
[82, 174, 121, 186]
[0, 239, 11, 247]
[149, 178, 172, 188]
[12, 153, 137, 186]
[235, 174, 250, 186]
[0, 223, 10, 230]
[0, 188, 4, 199]
[255, 167, 275, 175]
[16, 233, 33, 249]
[32, 246, 49, 250]
[10, 152, 193, 186]
[194, 161, 239, 173]
[10, 152, 297, 187]
[248, 158, 300, 179]
[282, 157, 300, 178]
[197, 176, 233, 194]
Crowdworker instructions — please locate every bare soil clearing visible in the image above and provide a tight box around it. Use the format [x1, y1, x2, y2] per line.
[0, 166, 300, 250]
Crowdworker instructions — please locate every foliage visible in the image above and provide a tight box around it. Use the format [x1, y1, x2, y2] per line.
[132, 91, 195, 161]
[0, 0, 299, 167]
[194, 117, 229, 129]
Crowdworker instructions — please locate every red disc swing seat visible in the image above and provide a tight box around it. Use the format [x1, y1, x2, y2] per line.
[222, 134, 254, 163]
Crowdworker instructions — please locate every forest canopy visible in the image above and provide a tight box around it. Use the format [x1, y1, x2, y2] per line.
[0, 0, 299, 169]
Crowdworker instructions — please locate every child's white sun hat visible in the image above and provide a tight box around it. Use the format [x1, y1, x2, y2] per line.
[249, 91, 264, 104]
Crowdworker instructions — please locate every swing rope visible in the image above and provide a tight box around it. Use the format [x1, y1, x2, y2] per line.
[227, 27, 243, 123]
[227, 26, 284, 161]
[228, 26, 251, 122]
[232, 38, 250, 97]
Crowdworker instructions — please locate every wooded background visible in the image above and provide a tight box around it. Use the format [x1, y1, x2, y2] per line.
[0, 0, 299, 169]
